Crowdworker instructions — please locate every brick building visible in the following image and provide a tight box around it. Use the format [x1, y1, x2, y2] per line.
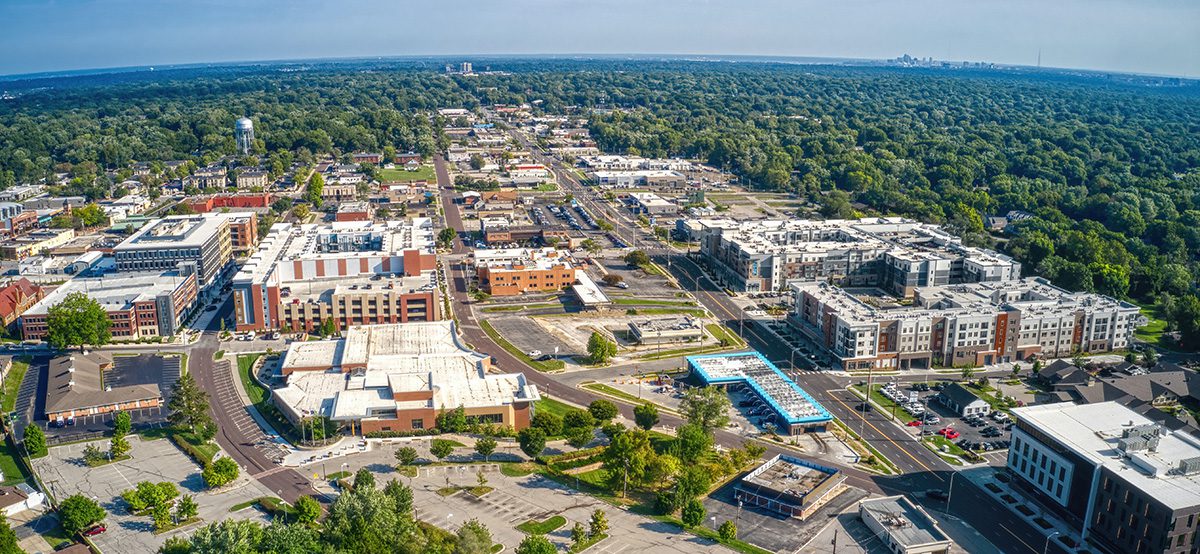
[20, 270, 198, 341]
[472, 247, 578, 296]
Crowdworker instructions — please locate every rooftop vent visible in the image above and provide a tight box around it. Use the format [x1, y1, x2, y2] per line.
[1178, 457, 1200, 476]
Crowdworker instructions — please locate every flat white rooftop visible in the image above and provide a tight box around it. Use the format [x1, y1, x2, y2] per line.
[25, 270, 193, 316]
[1013, 402, 1200, 510]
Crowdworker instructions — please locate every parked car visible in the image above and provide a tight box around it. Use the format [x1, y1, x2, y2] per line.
[906, 420, 923, 427]
[925, 489, 949, 501]
[526, 350, 543, 358]
[81, 525, 106, 537]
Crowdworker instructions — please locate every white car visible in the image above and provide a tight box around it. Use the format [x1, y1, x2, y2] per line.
[527, 350, 543, 358]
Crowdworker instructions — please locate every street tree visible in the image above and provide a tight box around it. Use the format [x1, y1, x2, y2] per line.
[394, 446, 418, 467]
[430, 439, 456, 461]
[354, 468, 376, 491]
[113, 410, 132, 435]
[518, 427, 546, 458]
[566, 426, 593, 449]
[175, 494, 199, 523]
[571, 522, 587, 546]
[530, 412, 563, 436]
[586, 332, 617, 365]
[45, 292, 112, 350]
[634, 403, 659, 430]
[202, 457, 240, 489]
[294, 495, 322, 525]
[676, 423, 713, 463]
[515, 535, 556, 554]
[59, 495, 106, 536]
[562, 409, 595, 431]
[304, 173, 324, 207]
[588, 509, 608, 537]
[437, 227, 458, 249]
[23, 424, 46, 458]
[680, 386, 730, 433]
[624, 250, 650, 267]
[600, 273, 624, 286]
[454, 518, 493, 554]
[588, 400, 618, 422]
[474, 436, 497, 462]
[168, 373, 214, 436]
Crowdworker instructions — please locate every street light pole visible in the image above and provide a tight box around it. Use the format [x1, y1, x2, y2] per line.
[1044, 531, 1061, 554]
[945, 471, 957, 510]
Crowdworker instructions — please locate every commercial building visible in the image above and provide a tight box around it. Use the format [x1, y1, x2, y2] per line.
[689, 352, 832, 434]
[322, 182, 359, 203]
[20, 269, 199, 341]
[272, 321, 539, 434]
[0, 229, 75, 261]
[185, 192, 273, 213]
[1008, 402, 1200, 554]
[232, 219, 439, 333]
[692, 217, 1021, 295]
[226, 213, 259, 254]
[43, 352, 163, 423]
[473, 247, 578, 296]
[627, 192, 678, 216]
[0, 278, 43, 331]
[858, 496, 954, 554]
[589, 170, 686, 189]
[335, 202, 372, 222]
[936, 383, 991, 417]
[628, 316, 704, 345]
[113, 214, 234, 287]
[735, 454, 845, 519]
[790, 277, 1139, 371]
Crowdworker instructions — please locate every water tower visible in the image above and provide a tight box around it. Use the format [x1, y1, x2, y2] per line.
[235, 117, 254, 154]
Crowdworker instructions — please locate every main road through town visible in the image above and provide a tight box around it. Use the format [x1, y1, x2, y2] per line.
[436, 142, 1070, 554]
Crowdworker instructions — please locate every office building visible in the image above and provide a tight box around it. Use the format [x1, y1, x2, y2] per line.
[1008, 402, 1200, 554]
[272, 321, 539, 434]
[790, 277, 1139, 371]
[231, 219, 439, 333]
[472, 247, 578, 296]
[21, 269, 198, 340]
[112, 214, 234, 287]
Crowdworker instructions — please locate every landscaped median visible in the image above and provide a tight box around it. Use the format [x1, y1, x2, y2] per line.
[829, 418, 900, 475]
[580, 383, 678, 415]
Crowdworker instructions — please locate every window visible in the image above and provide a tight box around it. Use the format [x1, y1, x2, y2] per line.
[411, 419, 424, 430]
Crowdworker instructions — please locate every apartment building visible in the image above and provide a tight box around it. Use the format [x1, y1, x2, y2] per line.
[471, 247, 578, 296]
[790, 277, 1138, 371]
[226, 213, 258, 254]
[112, 214, 234, 287]
[692, 217, 1021, 294]
[1009, 402, 1200, 554]
[20, 269, 198, 340]
[231, 219, 439, 333]
[235, 169, 270, 189]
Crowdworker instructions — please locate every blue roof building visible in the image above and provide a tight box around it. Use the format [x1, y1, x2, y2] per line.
[688, 351, 833, 434]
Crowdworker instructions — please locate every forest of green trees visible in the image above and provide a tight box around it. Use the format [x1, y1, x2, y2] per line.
[2, 59, 1199, 346]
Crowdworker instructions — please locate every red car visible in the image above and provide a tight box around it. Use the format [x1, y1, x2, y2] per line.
[944, 430, 960, 439]
[937, 427, 955, 436]
[906, 420, 922, 427]
[81, 525, 106, 537]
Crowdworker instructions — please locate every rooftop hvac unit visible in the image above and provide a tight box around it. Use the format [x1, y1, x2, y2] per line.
[1119, 436, 1149, 453]
[1124, 424, 1162, 439]
[1178, 457, 1200, 476]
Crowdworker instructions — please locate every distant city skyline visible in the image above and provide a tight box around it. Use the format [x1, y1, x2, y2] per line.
[0, 0, 1197, 78]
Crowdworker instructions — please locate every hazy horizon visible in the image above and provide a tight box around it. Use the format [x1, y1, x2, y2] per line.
[1, 0, 1197, 78]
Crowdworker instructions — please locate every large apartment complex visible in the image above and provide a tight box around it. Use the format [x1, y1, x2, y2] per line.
[686, 217, 1020, 294]
[790, 277, 1138, 370]
[231, 219, 440, 333]
[112, 214, 234, 286]
[1008, 402, 1200, 554]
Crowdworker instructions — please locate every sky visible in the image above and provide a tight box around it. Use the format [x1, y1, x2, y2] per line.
[1, 0, 1197, 78]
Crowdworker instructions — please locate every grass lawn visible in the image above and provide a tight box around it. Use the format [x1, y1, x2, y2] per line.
[850, 384, 917, 424]
[923, 435, 967, 465]
[516, 515, 566, 535]
[705, 324, 746, 348]
[379, 165, 436, 183]
[569, 533, 608, 553]
[237, 354, 267, 403]
[626, 308, 707, 317]
[480, 320, 565, 371]
[534, 397, 577, 420]
[500, 462, 538, 477]
[1, 356, 30, 412]
[236, 354, 313, 444]
[636, 344, 728, 361]
[1135, 305, 1179, 351]
[536, 183, 558, 192]
[0, 435, 32, 486]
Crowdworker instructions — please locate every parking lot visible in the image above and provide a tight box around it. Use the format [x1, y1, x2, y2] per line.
[878, 382, 1013, 455]
[31, 436, 273, 554]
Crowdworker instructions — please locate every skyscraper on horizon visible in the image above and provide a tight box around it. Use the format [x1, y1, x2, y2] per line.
[235, 117, 254, 155]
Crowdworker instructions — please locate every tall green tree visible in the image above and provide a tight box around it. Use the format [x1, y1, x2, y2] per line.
[59, 495, 106, 536]
[22, 425, 46, 458]
[0, 515, 20, 554]
[679, 386, 730, 433]
[474, 436, 497, 462]
[454, 519, 493, 554]
[634, 403, 659, 431]
[45, 292, 112, 350]
[518, 427, 546, 458]
[168, 373, 214, 436]
[587, 332, 617, 365]
[602, 429, 654, 497]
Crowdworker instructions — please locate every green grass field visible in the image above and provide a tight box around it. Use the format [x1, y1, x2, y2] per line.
[379, 165, 436, 183]
[534, 397, 577, 420]
[1134, 305, 1177, 350]
[1, 357, 30, 412]
[516, 515, 566, 535]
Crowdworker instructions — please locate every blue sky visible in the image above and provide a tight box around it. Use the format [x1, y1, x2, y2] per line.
[1, 0, 1197, 77]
